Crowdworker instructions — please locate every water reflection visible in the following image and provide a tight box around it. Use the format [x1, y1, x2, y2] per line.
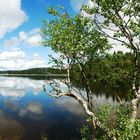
[0, 77, 87, 140]
[0, 76, 125, 140]
[0, 77, 44, 97]
[0, 109, 25, 140]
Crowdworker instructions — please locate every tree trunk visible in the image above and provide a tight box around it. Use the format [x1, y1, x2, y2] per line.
[88, 94, 94, 112]
[131, 88, 140, 120]
[131, 49, 140, 120]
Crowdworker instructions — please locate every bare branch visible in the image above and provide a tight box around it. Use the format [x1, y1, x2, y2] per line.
[72, 87, 88, 101]
[94, 17, 128, 45]
[44, 82, 117, 139]
[103, 26, 118, 32]
[44, 83, 94, 116]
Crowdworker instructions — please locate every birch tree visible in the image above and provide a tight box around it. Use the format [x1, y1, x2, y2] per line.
[41, 6, 112, 139]
[41, 3, 140, 139]
[83, 0, 140, 121]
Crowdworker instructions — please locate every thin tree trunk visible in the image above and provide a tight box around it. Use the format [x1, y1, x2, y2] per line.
[78, 63, 94, 109]
[131, 87, 140, 120]
[131, 50, 140, 120]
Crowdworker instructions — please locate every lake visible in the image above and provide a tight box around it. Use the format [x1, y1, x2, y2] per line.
[0, 76, 120, 140]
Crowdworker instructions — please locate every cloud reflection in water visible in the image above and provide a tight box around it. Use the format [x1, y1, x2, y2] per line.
[0, 77, 44, 97]
[0, 77, 87, 140]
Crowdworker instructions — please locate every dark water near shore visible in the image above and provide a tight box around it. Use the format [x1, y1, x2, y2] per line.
[0, 76, 121, 140]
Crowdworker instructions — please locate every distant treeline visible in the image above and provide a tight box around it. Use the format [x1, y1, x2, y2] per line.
[0, 67, 66, 75]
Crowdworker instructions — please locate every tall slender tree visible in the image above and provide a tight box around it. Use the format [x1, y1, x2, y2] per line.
[83, 0, 140, 121]
[41, 6, 111, 139]
[41, 2, 140, 139]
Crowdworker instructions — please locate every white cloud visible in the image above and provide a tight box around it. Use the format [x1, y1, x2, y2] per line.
[25, 28, 41, 46]
[0, 49, 47, 70]
[29, 28, 40, 35]
[0, 0, 27, 38]
[0, 60, 17, 69]
[18, 58, 46, 70]
[4, 28, 41, 47]
[0, 50, 26, 60]
[19, 31, 28, 41]
[33, 53, 39, 57]
[26, 34, 41, 46]
[4, 37, 19, 47]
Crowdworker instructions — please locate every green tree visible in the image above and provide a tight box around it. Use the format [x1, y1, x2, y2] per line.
[41, 2, 140, 139]
[84, 0, 140, 121]
[41, 6, 111, 139]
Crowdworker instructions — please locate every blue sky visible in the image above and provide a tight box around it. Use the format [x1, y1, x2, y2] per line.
[0, 0, 85, 70]
[0, 0, 129, 70]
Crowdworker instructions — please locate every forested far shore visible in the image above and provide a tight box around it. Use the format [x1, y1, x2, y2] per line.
[0, 67, 66, 75]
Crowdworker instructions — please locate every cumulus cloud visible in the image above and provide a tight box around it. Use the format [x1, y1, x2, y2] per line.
[25, 28, 41, 46]
[19, 31, 28, 40]
[4, 37, 20, 47]
[0, 0, 27, 38]
[29, 28, 40, 35]
[4, 28, 41, 47]
[0, 50, 25, 60]
[26, 34, 41, 46]
[0, 49, 47, 70]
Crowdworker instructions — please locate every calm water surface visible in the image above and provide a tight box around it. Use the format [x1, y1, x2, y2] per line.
[0, 76, 119, 140]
